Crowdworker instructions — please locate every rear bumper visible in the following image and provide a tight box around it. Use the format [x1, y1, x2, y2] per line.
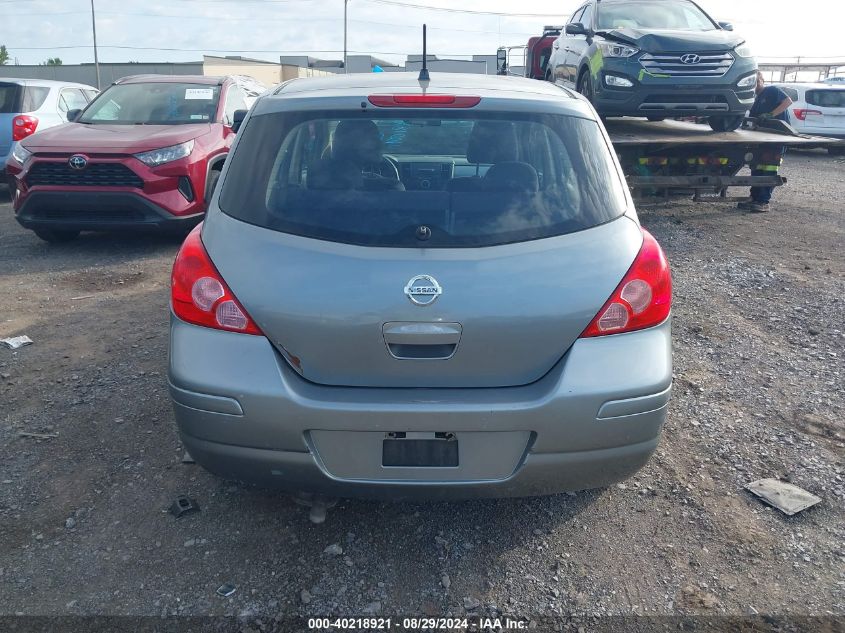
[15, 190, 203, 232]
[169, 316, 673, 499]
[0, 152, 11, 188]
[793, 129, 845, 140]
[180, 433, 661, 500]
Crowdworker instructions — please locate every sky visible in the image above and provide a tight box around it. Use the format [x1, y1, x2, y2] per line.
[1, 0, 844, 67]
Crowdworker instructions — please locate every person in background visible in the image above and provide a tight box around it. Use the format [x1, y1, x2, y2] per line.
[739, 71, 793, 213]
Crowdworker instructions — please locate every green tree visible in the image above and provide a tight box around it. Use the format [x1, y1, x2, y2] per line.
[45, 57, 63, 66]
[0, 45, 9, 65]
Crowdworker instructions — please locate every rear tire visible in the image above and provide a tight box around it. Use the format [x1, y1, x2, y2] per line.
[828, 146, 845, 156]
[34, 229, 80, 243]
[708, 115, 744, 132]
[646, 115, 666, 122]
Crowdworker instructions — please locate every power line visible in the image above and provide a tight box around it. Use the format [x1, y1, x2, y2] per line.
[86, 10, 534, 36]
[2, 45, 493, 56]
[359, 0, 563, 17]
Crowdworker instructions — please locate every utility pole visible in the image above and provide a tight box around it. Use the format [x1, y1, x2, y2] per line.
[343, 0, 348, 74]
[91, 0, 101, 89]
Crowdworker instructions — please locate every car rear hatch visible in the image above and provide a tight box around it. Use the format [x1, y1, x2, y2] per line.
[203, 213, 641, 388]
[805, 89, 845, 129]
[0, 82, 23, 157]
[205, 99, 639, 388]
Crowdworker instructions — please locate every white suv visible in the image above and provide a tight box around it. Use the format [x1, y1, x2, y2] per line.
[775, 83, 845, 154]
[1, 78, 99, 187]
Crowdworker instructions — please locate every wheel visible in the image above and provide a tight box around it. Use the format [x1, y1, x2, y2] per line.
[577, 71, 594, 104]
[205, 169, 221, 203]
[646, 115, 666, 122]
[708, 115, 744, 132]
[34, 229, 80, 243]
[827, 146, 845, 156]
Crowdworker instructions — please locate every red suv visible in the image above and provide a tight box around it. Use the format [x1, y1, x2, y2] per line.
[6, 74, 251, 242]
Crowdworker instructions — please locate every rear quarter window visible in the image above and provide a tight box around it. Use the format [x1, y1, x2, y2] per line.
[219, 110, 628, 248]
[22, 86, 50, 112]
[806, 90, 845, 108]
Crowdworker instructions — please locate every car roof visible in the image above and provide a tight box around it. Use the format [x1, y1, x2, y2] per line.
[0, 78, 97, 90]
[271, 72, 579, 103]
[256, 72, 589, 118]
[114, 74, 225, 86]
[598, 0, 695, 3]
[774, 83, 845, 91]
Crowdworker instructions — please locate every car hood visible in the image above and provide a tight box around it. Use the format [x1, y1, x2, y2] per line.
[21, 123, 210, 153]
[602, 28, 744, 53]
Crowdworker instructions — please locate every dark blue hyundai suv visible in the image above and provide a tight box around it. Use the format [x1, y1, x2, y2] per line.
[548, 0, 758, 131]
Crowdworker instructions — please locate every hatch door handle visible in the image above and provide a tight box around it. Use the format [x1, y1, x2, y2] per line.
[382, 322, 462, 346]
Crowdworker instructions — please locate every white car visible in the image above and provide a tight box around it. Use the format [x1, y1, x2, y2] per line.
[1, 78, 99, 186]
[775, 83, 845, 154]
[230, 75, 268, 109]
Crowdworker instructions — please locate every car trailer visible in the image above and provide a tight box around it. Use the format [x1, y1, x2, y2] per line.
[606, 118, 842, 201]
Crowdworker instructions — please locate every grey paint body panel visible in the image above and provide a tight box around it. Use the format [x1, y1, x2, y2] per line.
[597, 384, 673, 419]
[169, 383, 244, 416]
[308, 430, 531, 482]
[169, 316, 672, 497]
[202, 213, 643, 388]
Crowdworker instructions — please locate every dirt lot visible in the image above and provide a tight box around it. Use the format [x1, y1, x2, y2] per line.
[0, 150, 843, 631]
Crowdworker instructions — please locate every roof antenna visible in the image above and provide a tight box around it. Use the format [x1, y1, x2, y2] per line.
[418, 24, 430, 82]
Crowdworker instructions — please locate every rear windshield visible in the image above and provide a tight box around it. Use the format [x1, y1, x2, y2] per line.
[806, 90, 845, 108]
[219, 110, 627, 248]
[79, 82, 220, 125]
[0, 83, 22, 113]
[596, 0, 716, 31]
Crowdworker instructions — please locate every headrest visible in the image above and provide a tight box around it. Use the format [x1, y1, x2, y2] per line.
[483, 161, 539, 193]
[466, 121, 519, 164]
[331, 119, 384, 165]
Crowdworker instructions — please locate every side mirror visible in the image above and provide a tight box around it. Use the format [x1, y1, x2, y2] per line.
[67, 109, 82, 122]
[565, 22, 587, 36]
[718, 21, 734, 31]
[496, 48, 507, 73]
[231, 109, 247, 133]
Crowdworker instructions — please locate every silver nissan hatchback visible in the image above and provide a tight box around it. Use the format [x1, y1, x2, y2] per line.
[168, 72, 672, 499]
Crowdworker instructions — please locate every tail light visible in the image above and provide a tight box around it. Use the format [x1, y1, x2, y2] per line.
[12, 115, 39, 142]
[792, 108, 822, 121]
[368, 94, 481, 108]
[580, 229, 671, 338]
[171, 225, 263, 335]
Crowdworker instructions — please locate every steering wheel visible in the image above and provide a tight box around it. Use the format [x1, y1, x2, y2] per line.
[362, 156, 404, 190]
[362, 155, 400, 179]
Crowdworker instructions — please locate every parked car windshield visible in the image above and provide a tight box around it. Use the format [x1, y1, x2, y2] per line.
[596, 0, 716, 31]
[219, 110, 628, 248]
[78, 82, 221, 125]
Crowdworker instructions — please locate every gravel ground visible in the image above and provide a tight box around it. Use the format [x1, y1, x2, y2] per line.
[0, 149, 843, 631]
